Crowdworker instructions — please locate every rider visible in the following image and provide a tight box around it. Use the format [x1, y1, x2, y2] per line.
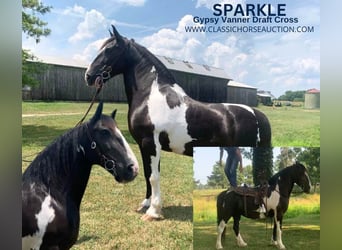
[219, 147, 266, 213]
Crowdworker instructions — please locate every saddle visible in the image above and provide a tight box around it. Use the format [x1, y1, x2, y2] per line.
[231, 183, 268, 216]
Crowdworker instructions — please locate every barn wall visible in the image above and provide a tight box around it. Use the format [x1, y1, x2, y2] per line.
[227, 86, 257, 107]
[29, 63, 127, 102]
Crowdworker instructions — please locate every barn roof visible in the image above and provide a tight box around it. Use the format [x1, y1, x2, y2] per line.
[257, 90, 276, 99]
[156, 56, 231, 80]
[227, 80, 256, 89]
[39, 55, 231, 80]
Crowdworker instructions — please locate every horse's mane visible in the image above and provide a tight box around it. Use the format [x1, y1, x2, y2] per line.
[23, 124, 88, 185]
[130, 40, 176, 83]
[268, 162, 301, 186]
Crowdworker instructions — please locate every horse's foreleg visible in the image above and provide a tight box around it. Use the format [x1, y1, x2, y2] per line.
[272, 215, 285, 249]
[141, 136, 163, 220]
[136, 144, 152, 213]
[233, 216, 247, 247]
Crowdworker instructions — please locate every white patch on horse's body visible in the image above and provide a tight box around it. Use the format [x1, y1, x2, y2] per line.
[150, 65, 156, 73]
[223, 103, 255, 115]
[223, 103, 260, 143]
[22, 194, 56, 250]
[305, 172, 312, 189]
[216, 220, 226, 249]
[147, 79, 192, 154]
[263, 184, 285, 249]
[264, 184, 281, 211]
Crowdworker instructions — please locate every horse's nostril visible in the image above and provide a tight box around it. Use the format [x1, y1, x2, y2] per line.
[128, 163, 138, 176]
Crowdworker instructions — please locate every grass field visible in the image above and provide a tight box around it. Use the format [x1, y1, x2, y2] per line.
[22, 101, 320, 249]
[193, 189, 320, 250]
[258, 105, 320, 147]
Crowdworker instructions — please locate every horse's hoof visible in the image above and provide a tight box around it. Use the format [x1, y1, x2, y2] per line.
[140, 213, 164, 221]
[136, 206, 148, 214]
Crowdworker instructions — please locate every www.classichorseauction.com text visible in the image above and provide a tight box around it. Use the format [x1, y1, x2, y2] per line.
[186, 3, 315, 33]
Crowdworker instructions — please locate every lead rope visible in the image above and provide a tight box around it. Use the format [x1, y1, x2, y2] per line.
[75, 83, 103, 127]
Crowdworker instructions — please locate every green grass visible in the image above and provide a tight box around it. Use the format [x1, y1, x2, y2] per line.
[258, 105, 320, 147]
[193, 189, 320, 250]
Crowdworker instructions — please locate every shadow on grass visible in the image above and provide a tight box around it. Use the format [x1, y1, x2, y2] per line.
[22, 125, 68, 147]
[163, 205, 193, 222]
[75, 235, 99, 245]
[194, 214, 320, 250]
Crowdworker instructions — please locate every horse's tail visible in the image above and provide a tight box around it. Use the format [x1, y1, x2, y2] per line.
[254, 109, 272, 147]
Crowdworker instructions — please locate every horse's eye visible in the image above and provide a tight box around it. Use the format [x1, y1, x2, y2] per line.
[100, 129, 111, 137]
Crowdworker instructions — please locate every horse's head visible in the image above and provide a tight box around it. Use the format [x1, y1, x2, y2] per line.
[293, 162, 311, 193]
[85, 25, 130, 87]
[87, 102, 139, 183]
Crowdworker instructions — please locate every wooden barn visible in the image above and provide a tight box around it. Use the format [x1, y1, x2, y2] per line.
[24, 57, 258, 106]
[227, 81, 257, 106]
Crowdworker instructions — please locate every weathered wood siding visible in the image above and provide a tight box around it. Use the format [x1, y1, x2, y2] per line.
[29, 63, 127, 102]
[227, 86, 257, 107]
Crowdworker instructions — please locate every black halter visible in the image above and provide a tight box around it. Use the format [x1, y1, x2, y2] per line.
[96, 39, 131, 84]
[85, 123, 117, 176]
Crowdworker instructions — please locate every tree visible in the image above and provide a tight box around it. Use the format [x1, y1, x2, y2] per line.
[297, 148, 320, 191]
[252, 147, 273, 186]
[275, 147, 296, 171]
[278, 90, 306, 101]
[207, 162, 226, 189]
[22, 0, 52, 87]
[237, 164, 254, 186]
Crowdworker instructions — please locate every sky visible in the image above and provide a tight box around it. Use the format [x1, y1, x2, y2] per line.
[22, 0, 320, 98]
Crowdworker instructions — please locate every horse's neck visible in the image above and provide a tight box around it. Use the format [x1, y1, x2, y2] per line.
[278, 174, 295, 197]
[123, 45, 177, 107]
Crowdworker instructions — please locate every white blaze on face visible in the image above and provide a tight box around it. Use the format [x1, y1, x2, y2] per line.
[305, 172, 312, 189]
[115, 127, 139, 173]
[22, 195, 56, 250]
[147, 78, 192, 154]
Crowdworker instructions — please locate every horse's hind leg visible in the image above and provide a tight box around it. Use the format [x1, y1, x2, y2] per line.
[233, 216, 247, 247]
[216, 219, 227, 249]
[216, 193, 231, 249]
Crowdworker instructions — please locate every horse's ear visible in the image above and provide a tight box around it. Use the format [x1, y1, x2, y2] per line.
[90, 102, 103, 125]
[109, 28, 114, 37]
[111, 109, 117, 119]
[111, 25, 124, 46]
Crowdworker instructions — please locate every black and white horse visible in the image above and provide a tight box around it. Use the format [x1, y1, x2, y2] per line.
[216, 162, 311, 249]
[85, 25, 271, 220]
[22, 102, 139, 250]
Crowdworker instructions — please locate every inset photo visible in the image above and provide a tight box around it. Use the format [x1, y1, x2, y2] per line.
[193, 147, 320, 250]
